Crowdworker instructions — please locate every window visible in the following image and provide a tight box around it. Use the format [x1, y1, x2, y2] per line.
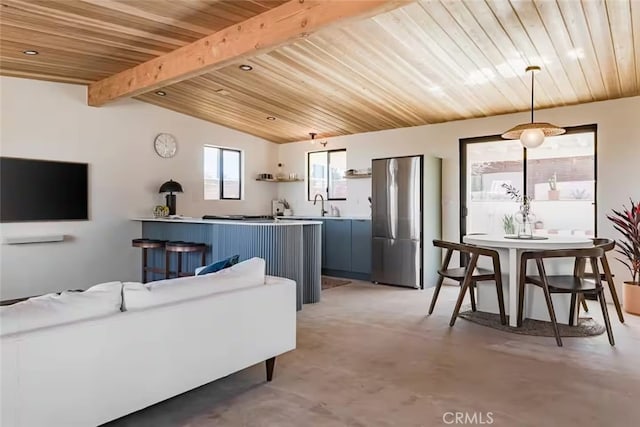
[307, 149, 347, 200]
[460, 125, 597, 239]
[204, 146, 242, 200]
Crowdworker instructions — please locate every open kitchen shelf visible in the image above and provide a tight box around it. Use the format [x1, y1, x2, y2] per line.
[255, 178, 303, 182]
[344, 173, 372, 179]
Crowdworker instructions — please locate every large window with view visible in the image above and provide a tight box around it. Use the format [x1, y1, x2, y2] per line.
[204, 146, 242, 200]
[307, 149, 347, 201]
[460, 125, 596, 239]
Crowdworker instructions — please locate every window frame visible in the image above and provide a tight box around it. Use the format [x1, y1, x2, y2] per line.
[204, 145, 243, 201]
[458, 124, 598, 244]
[306, 148, 347, 201]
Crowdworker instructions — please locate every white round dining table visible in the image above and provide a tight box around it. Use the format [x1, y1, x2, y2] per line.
[463, 234, 593, 327]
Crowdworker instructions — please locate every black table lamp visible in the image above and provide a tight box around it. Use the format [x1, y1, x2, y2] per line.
[159, 179, 183, 215]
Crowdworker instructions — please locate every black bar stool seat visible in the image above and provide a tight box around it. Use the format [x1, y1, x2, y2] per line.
[165, 241, 207, 278]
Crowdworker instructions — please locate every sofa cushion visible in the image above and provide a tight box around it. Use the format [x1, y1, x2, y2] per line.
[196, 254, 240, 276]
[0, 281, 123, 336]
[123, 257, 266, 310]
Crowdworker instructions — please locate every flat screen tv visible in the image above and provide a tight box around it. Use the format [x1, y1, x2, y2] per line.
[1, 157, 88, 222]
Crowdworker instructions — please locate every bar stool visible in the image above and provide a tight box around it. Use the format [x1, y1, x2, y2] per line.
[132, 238, 167, 283]
[165, 241, 207, 279]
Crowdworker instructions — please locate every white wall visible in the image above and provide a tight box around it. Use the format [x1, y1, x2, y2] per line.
[0, 77, 278, 299]
[277, 96, 640, 287]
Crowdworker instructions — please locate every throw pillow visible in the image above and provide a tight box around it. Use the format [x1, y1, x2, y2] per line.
[196, 254, 240, 276]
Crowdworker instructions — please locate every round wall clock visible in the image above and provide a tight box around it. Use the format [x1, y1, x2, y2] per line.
[154, 133, 177, 158]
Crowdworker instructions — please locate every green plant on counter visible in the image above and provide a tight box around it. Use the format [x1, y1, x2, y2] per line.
[502, 214, 516, 235]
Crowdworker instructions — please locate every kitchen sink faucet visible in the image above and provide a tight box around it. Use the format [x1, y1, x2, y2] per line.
[313, 194, 328, 217]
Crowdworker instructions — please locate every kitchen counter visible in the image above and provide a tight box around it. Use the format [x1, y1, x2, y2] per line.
[285, 215, 371, 220]
[134, 218, 321, 310]
[133, 217, 322, 225]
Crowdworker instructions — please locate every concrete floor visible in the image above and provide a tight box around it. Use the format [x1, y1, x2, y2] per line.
[105, 281, 640, 427]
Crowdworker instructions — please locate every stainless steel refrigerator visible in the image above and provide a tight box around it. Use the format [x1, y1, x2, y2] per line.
[371, 156, 423, 288]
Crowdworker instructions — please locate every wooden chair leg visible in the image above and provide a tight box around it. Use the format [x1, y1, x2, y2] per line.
[495, 277, 507, 325]
[517, 267, 526, 327]
[601, 257, 624, 323]
[598, 290, 615, 346]
[449, 277, 471, 327]
[469, 282, 477, 312]
[569, 293, 577, 327]
[492, 256, 506, 325]
[428, 275, 445, 315]
[580, 295, 589, 313]
[541, 285, 562, 347]
[450, 254, 479, 326]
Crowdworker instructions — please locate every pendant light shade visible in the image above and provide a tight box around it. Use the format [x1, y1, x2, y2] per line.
[502, 66, 565, 148]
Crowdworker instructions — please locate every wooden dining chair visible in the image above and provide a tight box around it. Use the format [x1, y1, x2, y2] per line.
[517, 246, 614, 347]
[430, 240, 507, 327]
[574, 238, 624, 323]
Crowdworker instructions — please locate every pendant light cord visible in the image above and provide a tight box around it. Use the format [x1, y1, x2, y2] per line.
[530, 69, 534, 123]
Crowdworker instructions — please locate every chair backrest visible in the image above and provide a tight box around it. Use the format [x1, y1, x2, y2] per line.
[592, 238, 615, 252]
[432, 240, 499, 258]
[522, 246, 604, 261]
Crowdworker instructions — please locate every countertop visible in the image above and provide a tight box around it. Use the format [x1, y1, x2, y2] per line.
[285, 215, 371, 220]
[133, 217, 322, 226]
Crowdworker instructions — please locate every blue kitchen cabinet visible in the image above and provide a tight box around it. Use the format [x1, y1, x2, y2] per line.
[351, 219, 372, 274]
[324, 219, 352, 271]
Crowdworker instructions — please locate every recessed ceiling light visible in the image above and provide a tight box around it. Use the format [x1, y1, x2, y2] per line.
[23, 50, 39, 55]
[429, 86, 445, 96]
[567, 48, 585, 60]
[155, 90, 167, 96]
[266, 116, 276, 121]
[239, 64, 253, 71]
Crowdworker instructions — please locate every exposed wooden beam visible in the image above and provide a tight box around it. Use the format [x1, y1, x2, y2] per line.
[87, 0, 410, 106]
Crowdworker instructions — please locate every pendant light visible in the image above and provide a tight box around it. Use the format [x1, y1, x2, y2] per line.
[502, 66, 565, 148]
[309, 132, 327, 147]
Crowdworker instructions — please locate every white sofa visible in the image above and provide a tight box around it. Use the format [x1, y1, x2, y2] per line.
[1, 258, 297, 427]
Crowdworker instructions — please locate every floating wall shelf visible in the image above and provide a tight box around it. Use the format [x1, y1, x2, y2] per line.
[255, 178, 304, 183]
[344, 173, 372, 179]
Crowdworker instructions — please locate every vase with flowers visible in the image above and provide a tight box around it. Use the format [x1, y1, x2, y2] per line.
[502, 183, 535, 238]
[607, 199, 640, 315]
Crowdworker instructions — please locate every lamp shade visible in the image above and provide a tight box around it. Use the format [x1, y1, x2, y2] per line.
[501, 122, 566, 140]
[158, 179, 183, 194]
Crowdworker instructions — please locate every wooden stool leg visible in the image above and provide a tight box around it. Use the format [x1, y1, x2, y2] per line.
[142, 247, 148, 284]
[201, 249, 206, 268]
[165, 250, 171, 279]
[177, 252, 183, 277]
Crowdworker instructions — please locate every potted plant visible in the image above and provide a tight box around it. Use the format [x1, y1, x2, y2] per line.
[607, 199, 640, 315]
[548, 172, 560, 200]
[502, 214, 515, 235]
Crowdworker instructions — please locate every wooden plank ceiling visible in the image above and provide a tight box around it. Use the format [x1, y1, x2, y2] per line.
[1, 0, 639, 143]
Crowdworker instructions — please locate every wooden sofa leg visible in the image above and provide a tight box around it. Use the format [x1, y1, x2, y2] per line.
[266, 357, 276, 382]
